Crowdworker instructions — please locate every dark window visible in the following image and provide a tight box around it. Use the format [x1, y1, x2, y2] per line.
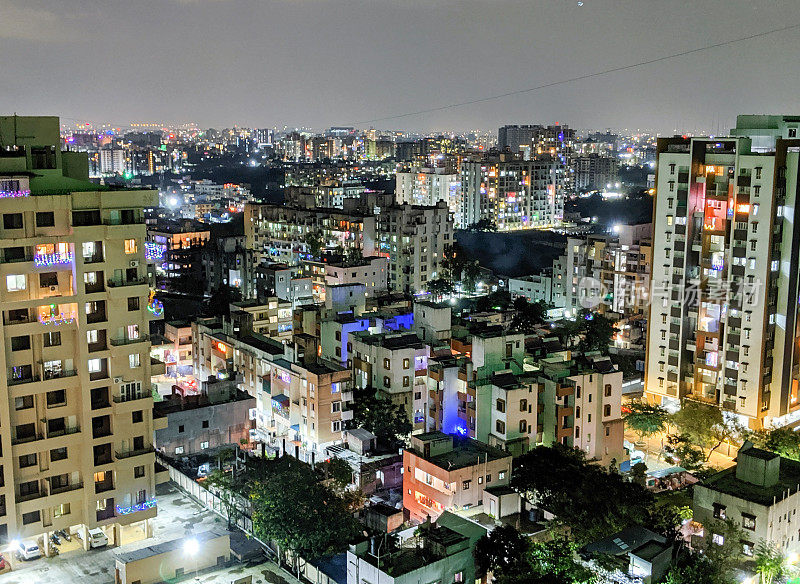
[134, 465, 145, 478]
[178, 425, 185, 433]
[22, 510, 40, 525]
[19, 453, 36, 468]
[39, 272, 58, 288]
[19, 480, 39, 497]
[3, 213, 22, 229]
[43, 331, 61, 347]
[3, 246, 25, 262]
[128, 297, 140, 311]
[462, 480, 470, 490]
[46, 389, 66, 407]
[72, 210, 101, 226]
[496, 399, 505, 413]
[36, 212, 55, 227]
[93, 443, 112, 466]
[495, 420, 505, 433]
[14, 396, 33, 411]
[202, 420, 209, 428]
[133, 436, 144, 451]
[51, 447, 68, 462]
[132, 410, 143, 423]
[10, 335, 30, 351]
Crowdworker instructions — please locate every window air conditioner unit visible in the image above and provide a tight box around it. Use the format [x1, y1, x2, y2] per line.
[129, 260, 140, 268]
[113, 377, 123, 384]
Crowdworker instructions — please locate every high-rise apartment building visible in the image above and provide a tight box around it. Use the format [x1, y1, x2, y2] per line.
[395, 168, 462, 227]
[376, 202, 453, 294]
[0, 116, 159, 548]
[645, 124, 800, 429]
[460, 153, 563, 230]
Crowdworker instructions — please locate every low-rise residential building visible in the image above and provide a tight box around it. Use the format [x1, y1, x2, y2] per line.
[230, 299, 294, 343]
[693, 442, 800, 560]
[508, 273, 555, 305]
[347, 512, 486, 584]
[264, 355, 353, 459]
[351, 332, 441, 431]
[402, 432, 512, 523]
[153, 378, 255, 457]
[163, 320, 194, 379]
[534, 352, 625, 467]
[320, 309, 413, 368]
[255, 262, 314, 307]
[322, 256, 389, 295]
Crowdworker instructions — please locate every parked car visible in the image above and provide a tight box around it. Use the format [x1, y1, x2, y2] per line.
[88, 528, 108, 548]
[15, 541, 42, 560]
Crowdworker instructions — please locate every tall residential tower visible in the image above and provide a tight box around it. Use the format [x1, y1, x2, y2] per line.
[645, 119, 800, 429]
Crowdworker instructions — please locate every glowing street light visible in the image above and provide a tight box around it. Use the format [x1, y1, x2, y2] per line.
[184, 538, 200, 580]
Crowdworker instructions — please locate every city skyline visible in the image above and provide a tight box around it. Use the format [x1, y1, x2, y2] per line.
[3, 0, 800, 132]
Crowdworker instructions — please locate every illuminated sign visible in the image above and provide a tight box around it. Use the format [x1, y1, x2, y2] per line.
[116, 497, 157, 515]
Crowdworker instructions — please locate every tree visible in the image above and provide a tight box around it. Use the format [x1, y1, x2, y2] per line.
[204, 468, 244, 530]
[512, 445, 658, 544]
[624, 402, 669, 443]
[662, 433, 706, 471]
[751, 427, 800, 461]
[510, 297, 547, 334]
[250, 456, 359, 571]
[663, 548, 734, 584]
[304, 229, 324, 258]
[578, 310, 615, 354]
[442, 242, 467, 284]
[426, 278, 454, 300]
[320, 457, 353, 492]
[754, 541, 784, 584]
[525, 538, 595, 584]
[351, 387, 412, 446]
[205, 284, 242, 317]
[466, 218, 497, 232]
[475, 290, 512, 313]
[671, 400, 742, 460]
[473, 524, 530, 578]
[462, 261, 483, 293]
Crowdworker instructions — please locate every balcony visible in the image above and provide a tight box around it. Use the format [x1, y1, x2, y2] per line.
[8, 374, 40, 387]
[107, 276, 147, 288]
[115, 446, 155, 460]
[150, 357, 166, 376]
[83, 253, 105, 264]
[47, 425, 80, 439]
[43, 369, 77, 381]
[18, 488, 46, 503]
[86, 311, 107, 324]
[113, 392, 151, 404]
[110, 334, 150, 347]
[50, 481, 83, 495]
[12, 432, 43, 445]
[84, 282, 105, 294]
[95, 479, 115, 494]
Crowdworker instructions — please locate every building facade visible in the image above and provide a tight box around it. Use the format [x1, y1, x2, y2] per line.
[0, 115, 159, 547]
[644, 130, 800, 428]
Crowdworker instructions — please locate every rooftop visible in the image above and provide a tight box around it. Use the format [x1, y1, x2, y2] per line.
[352, 331, 427, 351]
[114, 527, 230, 564]
[410, 433, 511, 471]
[701, 456, 800, 506]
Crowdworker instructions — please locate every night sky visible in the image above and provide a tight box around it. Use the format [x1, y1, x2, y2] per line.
[2, 0, 799, 132]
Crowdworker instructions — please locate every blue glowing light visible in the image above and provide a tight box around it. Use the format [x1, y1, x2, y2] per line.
[116, 497, 157, 515]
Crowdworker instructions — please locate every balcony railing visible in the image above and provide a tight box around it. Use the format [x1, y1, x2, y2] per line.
[50, 481, 83, 495]
[47, 425, 80, 439]
[107, 277, 147, 288]
[115, 446, 155, 460]
[95, 481, 115, 494]
[17, 489, 46, 503]
[112, 392, 151, 404]
[43, 369, 77, 381]
[11, 433, 43, 445]
[8, 375, 40, 386]
[110, 334, 150, 346]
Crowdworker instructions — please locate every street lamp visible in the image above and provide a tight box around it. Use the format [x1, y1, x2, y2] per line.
[184, 537, 199, 580]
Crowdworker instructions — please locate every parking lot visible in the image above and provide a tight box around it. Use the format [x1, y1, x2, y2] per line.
[0, 482, 294, 584]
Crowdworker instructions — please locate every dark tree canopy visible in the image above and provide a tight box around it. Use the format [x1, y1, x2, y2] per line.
[351, 386, 412, 446]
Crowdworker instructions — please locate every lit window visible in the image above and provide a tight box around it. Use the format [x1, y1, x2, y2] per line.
[200, 441, 209, 450]
[88, 358, 102, 373]
[129, 353, 140, 368]
[124, 239, 137, 254]
[6, 274, 25, 292]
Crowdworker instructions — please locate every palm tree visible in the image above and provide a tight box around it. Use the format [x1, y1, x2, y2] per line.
[755, 541, 784, 584]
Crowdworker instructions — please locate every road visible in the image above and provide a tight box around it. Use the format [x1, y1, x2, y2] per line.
[624, 429, 737, 471]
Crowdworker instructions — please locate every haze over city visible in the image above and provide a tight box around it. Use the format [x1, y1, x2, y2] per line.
[3, 0, 800, 132]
